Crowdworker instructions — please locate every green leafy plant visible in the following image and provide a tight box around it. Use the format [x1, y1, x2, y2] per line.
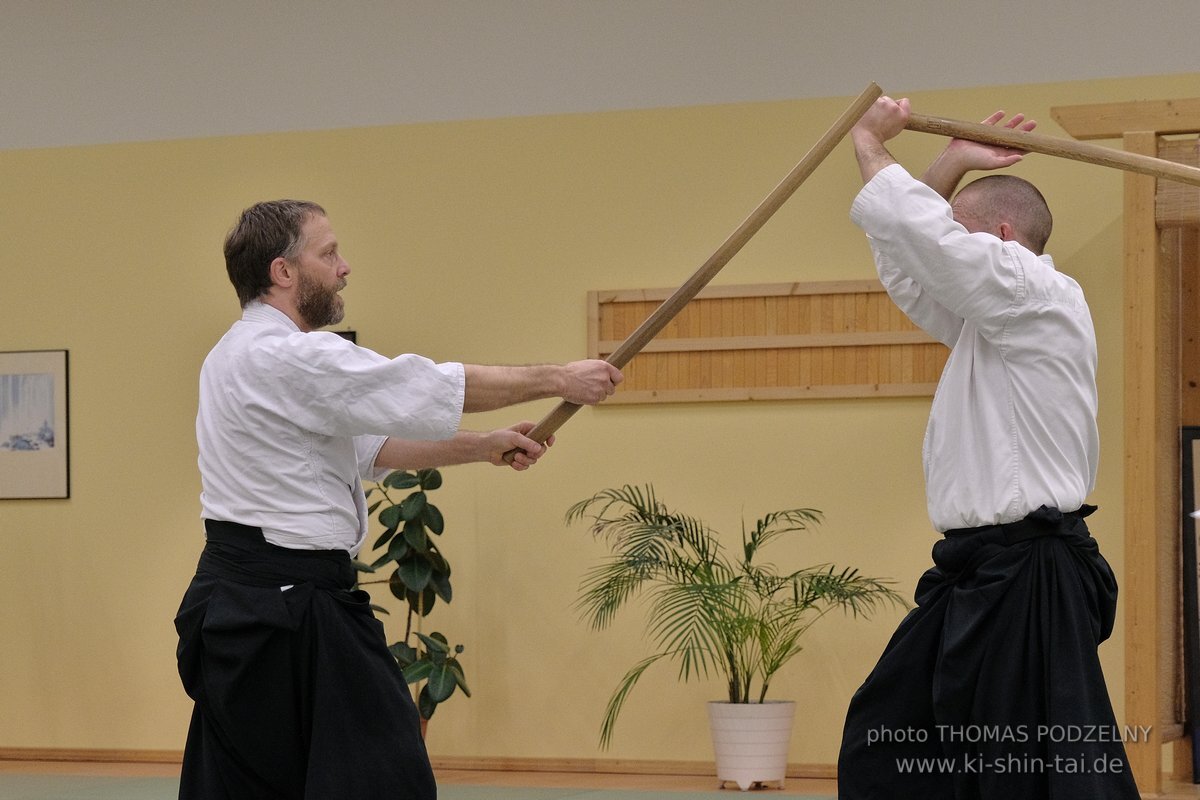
[355, 468, 470, 723]
[566, 483, 905, 748]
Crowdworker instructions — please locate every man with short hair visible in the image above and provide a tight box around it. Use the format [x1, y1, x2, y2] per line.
[175, 199, 622, 799]
[836, 98, 1139, 799]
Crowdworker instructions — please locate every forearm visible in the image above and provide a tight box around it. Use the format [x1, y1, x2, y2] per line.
[461, 364, 564, 412]
[461, 360, 621, 411]
[851, 130, 898, 184]
[374, 432, 493, 470]
[919, 148, 970, 200]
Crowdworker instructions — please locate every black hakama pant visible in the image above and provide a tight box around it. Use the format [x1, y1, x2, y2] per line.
[174, 521, 436, 800]
[837, 506, 1140, 799]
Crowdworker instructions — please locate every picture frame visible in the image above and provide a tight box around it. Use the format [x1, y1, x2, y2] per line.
[0, 350, 70, 499]
[1180, 425, 1200, 781]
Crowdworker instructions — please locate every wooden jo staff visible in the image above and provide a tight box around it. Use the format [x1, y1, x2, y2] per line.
[906, 112, 1200, 187]
[502, 81, 885, 463]
[506, 84, 1200, 462]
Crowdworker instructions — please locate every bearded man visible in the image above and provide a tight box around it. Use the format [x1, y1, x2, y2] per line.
[174, 199, 621, 799]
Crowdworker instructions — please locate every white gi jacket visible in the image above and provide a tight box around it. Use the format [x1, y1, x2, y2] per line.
[851, 164, 1099, 532]
[197, 302, 465, 554]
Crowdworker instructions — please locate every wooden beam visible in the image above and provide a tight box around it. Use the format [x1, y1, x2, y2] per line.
[1052, 97, 1200, 140]
[1157, 138, 1200, 227]
[1123, 130, 1170, 796]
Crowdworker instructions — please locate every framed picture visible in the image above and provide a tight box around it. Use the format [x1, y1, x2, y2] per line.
[1181, 426, 1200, 781]
[0, 350, 69, 499]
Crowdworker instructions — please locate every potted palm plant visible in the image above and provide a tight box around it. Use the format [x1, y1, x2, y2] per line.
[567, 484, 904, 790]
[355, 468, 470, 736]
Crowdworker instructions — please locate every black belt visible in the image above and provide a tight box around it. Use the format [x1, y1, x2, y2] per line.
[198, 519, 355, 590]
[944, 504, 1097, 545]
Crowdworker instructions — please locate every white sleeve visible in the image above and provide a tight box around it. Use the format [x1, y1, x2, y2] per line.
[355, 434, 390, 482]
[851, 164, 1023, 345]
[247, 331, 466, 440]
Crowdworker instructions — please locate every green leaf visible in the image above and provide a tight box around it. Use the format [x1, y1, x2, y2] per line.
[417, 685, 437, 720]
[369, 551, 395, 571]
[387, 533, 410, 562]
[373, 525, 397, 551]
[403, 659, 434, 683]
[426, 661, 458, 702]
[416, 631, 450, 653]
[406, 587, 438, 616]
[384, 471, 421, 490]
[388, 570, 408, 602]
[379, 504, 404, 530]
[400, 492, 428, 521]
[430, 570, 453, 603]
[398, 556, 433, 592]
[423, 503, 445, 535]
[390, 642, 418, 666]
[447, 658, 471, 696]
[403, 518, 428, 551]
[351, 558, 375, 574]
[419, 469, 443, 491]
[367, 498, 382, 514]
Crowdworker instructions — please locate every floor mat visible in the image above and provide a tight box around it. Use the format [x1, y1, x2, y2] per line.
[0, 774, 834, 799]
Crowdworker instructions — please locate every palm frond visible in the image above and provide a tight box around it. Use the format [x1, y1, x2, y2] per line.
[598, 652, 671, 750]
[645, 581, 739, 682]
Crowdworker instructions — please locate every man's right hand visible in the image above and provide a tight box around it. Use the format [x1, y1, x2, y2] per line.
[561, 360, 623, 405]
[852, 95, 911, 145]
[850, 96, 911, 182]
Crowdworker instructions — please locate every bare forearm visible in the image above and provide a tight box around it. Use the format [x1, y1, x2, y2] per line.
[462, 360, 621, 412]
[374, 432, 494, 470]
[461, 364, 564, 412]
[375, 423, 551, 472]
[919, 149, 970, 200]
[852, 130, 898, 184]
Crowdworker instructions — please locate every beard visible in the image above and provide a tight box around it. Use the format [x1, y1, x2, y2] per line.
[296, 269, 345, 330]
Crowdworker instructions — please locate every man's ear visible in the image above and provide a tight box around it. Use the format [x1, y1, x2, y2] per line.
[269, 256, 295, 289]
[997, 221, 1015, 242]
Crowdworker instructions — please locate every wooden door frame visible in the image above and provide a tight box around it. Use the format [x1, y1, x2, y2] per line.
[1052, 97, 1200, 796]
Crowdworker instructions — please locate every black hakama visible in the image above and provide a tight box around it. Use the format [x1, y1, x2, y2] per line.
[837, 506, 1140, 799]
[174, 521, 436, 800]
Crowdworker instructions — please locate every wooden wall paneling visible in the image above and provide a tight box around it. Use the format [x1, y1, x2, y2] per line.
[589, 280, 946, 403]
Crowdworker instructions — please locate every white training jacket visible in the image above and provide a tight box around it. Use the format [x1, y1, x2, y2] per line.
[197, 301, 465, 554]
[851, 164, 1099, 532]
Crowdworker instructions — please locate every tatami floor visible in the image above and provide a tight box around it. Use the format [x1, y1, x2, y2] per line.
[7, 759, 1200, 798]
[0, 759, 838, 799]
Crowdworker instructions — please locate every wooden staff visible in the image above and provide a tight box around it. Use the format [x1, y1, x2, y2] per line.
[502, 81, 884, 463]
[906, 112, 1200, 187]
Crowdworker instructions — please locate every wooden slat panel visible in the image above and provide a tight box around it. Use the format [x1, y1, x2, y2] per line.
[590, 280, 947, 403]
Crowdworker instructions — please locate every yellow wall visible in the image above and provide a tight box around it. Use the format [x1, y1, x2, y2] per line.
[1, 72, 1194, 767]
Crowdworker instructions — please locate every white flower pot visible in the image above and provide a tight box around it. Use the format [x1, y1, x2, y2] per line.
[706, 700, 796, 791]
